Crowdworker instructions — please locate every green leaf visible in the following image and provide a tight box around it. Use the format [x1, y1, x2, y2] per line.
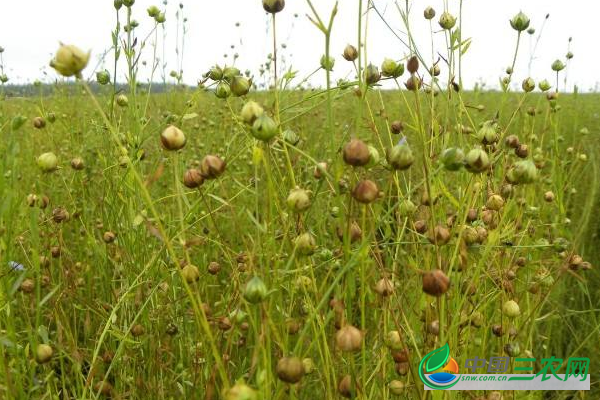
[425, 343, 450, 372]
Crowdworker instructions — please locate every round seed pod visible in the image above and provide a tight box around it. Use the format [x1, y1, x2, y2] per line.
[240, 100, 264, 125]
[390, 120, 404, 134]
[251, 114, 278, 141]
[375, 278, 394, 297]
[343, 44, 358, 62]
[130, 324, 145, 337]
[181, 264, 200, 283]
[160, 125, 186, 151]
[286, 187, 311, 213]
[387, 144, 414, 170]
[502, 300, 520, 318]
[200, 155, 226, 179]
[338, 375, 357, 398]
[428, 225, 450, 245]
[343, 139, 370, 166]
[352, 180, 379, 204]
[276, 356, 304, 383]
[389, 379, 405, 394]
[223, 381, 258, 400]
[505, 135, 520, 149]
[103, 231, 116, 243]
[38, 152, 59, 172]
[70, 157, 85, 170]
[294, 232, 316, 256]
[406, 56, 419, 74]
[414, 220, 428, 234]
[33, 117, 46, 129]
[243, 276, 268, 304]
[422, 269, 450, 296]
[335, 325, 363, 352]
[36, 344, 53, 364]
[20, 279, 35, 293]
[207, 261, 221, 275]
[465, 148, 490, 173]
[424, 6, 436, 19]
[263, 0, 285, 13]
[486, 194, 504, 211]
[183, 168, 204, 188]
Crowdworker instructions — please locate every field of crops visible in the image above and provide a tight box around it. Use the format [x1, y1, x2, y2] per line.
[1, 1, 599, 399]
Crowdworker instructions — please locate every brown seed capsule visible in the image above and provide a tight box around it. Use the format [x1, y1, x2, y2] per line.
[20, 278, 35, 293]
[183, 168, 204, 188]
[313, 162, 328, 179]
[200, 155, 226, 179]
[515, 257, 527, 267]
[38, 195, 50, 209]
[342, 44, 358, 62]
[391, 347, 410, 363]
[70, 157, 85, 170]
[218, 317, 232, 331]
[343, 139, 370, 166]
[33, 117, 46, 129]
[130, 324, 145, 337]
[207, 261, 221, 275]
[352, 180, 379, 204]
[390, 120, 404, 134]
[515, 144, 529, 158]
[51, 246, 61, 258]
[422, 269, 450, 296]
[338, 375, 357, 398]
[263, 0, 285, 14]
[336, 221, 363, 243]
[569, 254, 583, 269]
[374, 277, 394, 296]
[505, 135, 520, 149]
[276, 356, 305, 383]
[428, 320, 440, 335]
[286, 319, 301, 335]
[466, 208, 478, 222]
[406, 56, 419, 74]
[414, 220, 428, 234]
[103, 231, 116, 243]
[543, 191, 555, 202]
[395, 362, 410, 376]
[492, 324, 504, 337]
[52, 207, 70, 223]
[335, 325, 363, 352]
[404, 75, 422, 91]
[428, 225, 450, 245]
[160, 125, 186, 151]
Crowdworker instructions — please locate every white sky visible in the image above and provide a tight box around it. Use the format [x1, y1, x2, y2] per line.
[0, 0, 598, 91]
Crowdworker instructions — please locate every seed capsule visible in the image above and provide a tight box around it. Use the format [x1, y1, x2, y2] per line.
[406, 56, 419, 74]
[230, 76, 251, 96]
[343, 139, 370, 166]
[181, 264, 200, 283]
[103, 231, 116, 243]
[276, 357, 304, 383]
[338, 375, 357, 398]
[342, 44, 358, 61]
[96, 70, 111, 85]
[50, 43, 90, 77]
[503, 300, 521, 318]
[486, 194, 504, 211]
[33, 117, 46, 129]
[200, 155, 226, 179]
[352, 180, 379, 204]
[422, 269, 450, 296]
[251, 114, 278, 141]
[390, 120, 404, 134]
[295, 232, 316, 256]
[223, 381, 258, 400]
[381, 58, 404, 78]
[465, 148, 490, 173]
[183, 168, 204, 188]
[510, 11, 530, 32]
[320, 55, 335, 71]
[36, 344, 54, 364]
[70, 157, 84, 170]
[438, 12, 457, 30]
[335, 325, 363, 352]
[286, 187, 311, 213]
[375, 278, 395, 297]
[38, 152, 58, 172]
[364, 64, 381, 85]
[263, 0, 285, 13]
[440, 147, 464, 171]
[243, 276, 268, 304]
[522, 77, 535, 92]
[240, 100, 264, 125]
[551, 59, 565, 72]
[424, 6, 436, 20]
[387, 144, 414, 170]
[160, 125, 186, 150]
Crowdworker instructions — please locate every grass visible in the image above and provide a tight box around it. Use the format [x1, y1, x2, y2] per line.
[1, 1, 600, 399]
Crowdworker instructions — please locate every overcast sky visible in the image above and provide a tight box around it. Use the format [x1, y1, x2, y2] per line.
[0, 0, 598, 91]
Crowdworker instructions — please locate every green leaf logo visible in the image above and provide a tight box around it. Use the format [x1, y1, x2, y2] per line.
[425, 343, 450, 372]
